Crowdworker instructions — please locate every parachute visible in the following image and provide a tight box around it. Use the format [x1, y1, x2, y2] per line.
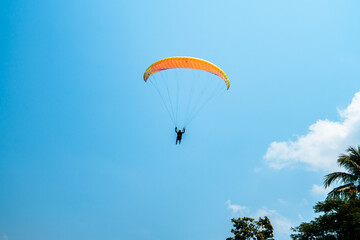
[144, 56, 229, 127]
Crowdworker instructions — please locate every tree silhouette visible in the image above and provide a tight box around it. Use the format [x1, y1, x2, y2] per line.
[226, 216, 274, 240]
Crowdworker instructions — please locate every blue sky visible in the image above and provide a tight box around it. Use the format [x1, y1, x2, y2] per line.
[1, 0, 360, 239]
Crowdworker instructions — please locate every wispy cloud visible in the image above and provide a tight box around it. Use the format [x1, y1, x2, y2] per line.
[253, 167, 262, 173]
[264, 91, 360, 171]
[225, 200, 248, 215]
[311, 184, 328, 197]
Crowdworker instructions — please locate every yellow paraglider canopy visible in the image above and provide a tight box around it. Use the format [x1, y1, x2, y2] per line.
[143, 56, 230, 89]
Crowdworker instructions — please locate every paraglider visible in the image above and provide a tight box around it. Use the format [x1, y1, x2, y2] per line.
[175, 127, 185, 144]
[143, 56, 229, 144]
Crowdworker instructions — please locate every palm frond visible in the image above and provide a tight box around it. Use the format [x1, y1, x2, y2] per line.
[334, 183, 355, 192]
[347, 145, 360, 159]
[326, 186, 356, 200]
[323, 172, 356, 188]
[324, 146, 360, 200]
[326, 188, 341, 200]
[337, 146, 360, 175]
[337, 158, 360, 176]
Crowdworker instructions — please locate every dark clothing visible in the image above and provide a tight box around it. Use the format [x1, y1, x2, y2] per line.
[175, 127, 185, 144]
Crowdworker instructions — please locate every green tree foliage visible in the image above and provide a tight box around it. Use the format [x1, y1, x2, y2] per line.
[291, 199, 360, 240]
[226, 216, 274, 240]
[324, 146, 360, 199]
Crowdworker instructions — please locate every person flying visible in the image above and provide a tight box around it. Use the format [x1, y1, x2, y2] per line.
[175, 127, 185, 144]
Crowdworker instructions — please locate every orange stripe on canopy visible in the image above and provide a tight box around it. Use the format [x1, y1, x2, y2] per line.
[143, 57, 230, 89]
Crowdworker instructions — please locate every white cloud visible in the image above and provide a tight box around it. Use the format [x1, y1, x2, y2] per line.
[225, 202, 293, 238]
[253, 167, 261, 173]
[311, 184, 329, 197]
[225, 200, 248, 215]
[264, 91, 360, 171]
[277, 198, 287, 205]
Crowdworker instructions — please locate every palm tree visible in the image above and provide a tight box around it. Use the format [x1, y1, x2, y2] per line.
[323, 146, 360, 199]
